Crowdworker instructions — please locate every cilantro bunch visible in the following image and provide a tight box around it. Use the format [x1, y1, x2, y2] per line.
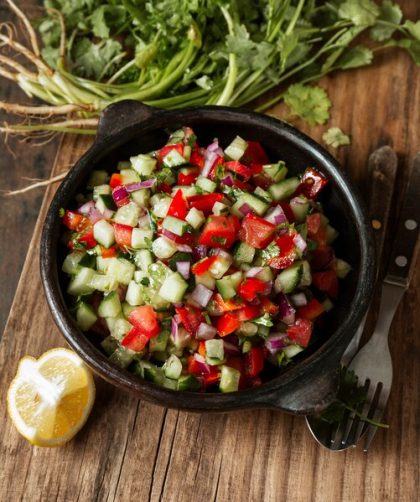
[0, 0, 419, 135]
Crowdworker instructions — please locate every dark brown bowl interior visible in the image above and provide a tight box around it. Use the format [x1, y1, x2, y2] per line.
[40, 103, 375, 414]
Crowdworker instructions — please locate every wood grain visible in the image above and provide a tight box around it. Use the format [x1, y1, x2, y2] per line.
[1, 1, 419, 500]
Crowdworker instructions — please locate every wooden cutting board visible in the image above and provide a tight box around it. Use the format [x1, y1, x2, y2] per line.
[1, 35, 419, 502]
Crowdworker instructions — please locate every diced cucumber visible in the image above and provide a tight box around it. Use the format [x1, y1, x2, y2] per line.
[196, 176, 217, 193]
[98, 291, 121, 318]
[257, 325, 270, 337]
[114, 202, 140, 227]
[185, 207, 205, 229]
[122, 301, 137, 317]
[93, 220, 115, 248]
[163, 149, 186, 167]
[117, 160, 131, 170]
[162, 216, 189, 236]
[96, 194, 117, 213]
[149, 330, 169, 352]
[89, 273, 118, 292]
[224, 135, 248, 160]
[87, 170, 108, 188]
[130, 188, 150, 208]
[107, 258, 135, 285]
[242, 339, 252, 353]
[101, 335, 119, 356]
[336, 258, 351, 278]
[151, 194, 171, 218]
[256, 266, 274, 282]
[67, 267, 96, 296]
[263, 161, 287, 182]
[208, 255, 233, 279]
[183, 145, 191, 161]
[237, 322, 258, 336]
[109, 317, 132, 341]
[234, 242, 255, 264]
[148, 261, 172, 288]
[131, 228, 153, 249]
[120, 168, 140, 184]
[109, 346, 135, 369]
[162, 377, 177, 390]
[232, 193, 269, 217]
[268, 177, 300, 201]
[163, 354, 183, 380]
[134, 249, 153, 272]
[125, 280, 144, 306]
[171, 326, 191, 349]
[254, 186, 272, 203]
[130, 154, 157, 175]
[158, 272, 188, 302]
[274, 263, 303, 294]
[282, 344, 304, 359]
[212, 201, 229, 215]
[216, 271, 242, 300]
[326, 225, 339, 244]
[322, 297, 334, 312]
[177, 375, 201, 391]
[76, 302, 97, 331]
[299, 260, 312, 287]
[152, 236, 177, 259]
[62, 252, 84, 275]
[219, 365, 241, 392]
[205, 339, 224, 360]
[290, 195, 310, 222]
[195, 271, 216, 290]
[93, 184, 111, 201]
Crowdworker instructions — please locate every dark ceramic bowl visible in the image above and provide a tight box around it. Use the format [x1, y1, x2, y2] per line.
[40, 101, 375, 415]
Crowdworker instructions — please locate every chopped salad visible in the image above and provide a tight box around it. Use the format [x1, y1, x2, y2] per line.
[61, 127, 351, 392]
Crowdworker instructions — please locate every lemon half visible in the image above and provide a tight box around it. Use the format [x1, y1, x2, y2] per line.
[7, 348, 95, 447]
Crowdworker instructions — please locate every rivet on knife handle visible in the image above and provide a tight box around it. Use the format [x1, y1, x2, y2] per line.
[385, 153, 420, 287]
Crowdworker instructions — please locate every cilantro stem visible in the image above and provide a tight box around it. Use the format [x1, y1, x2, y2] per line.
[285, 0, 306, 36]
[344, 405, 389, 429]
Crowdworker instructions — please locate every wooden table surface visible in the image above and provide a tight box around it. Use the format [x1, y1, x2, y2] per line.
[1, 2, 419, 501]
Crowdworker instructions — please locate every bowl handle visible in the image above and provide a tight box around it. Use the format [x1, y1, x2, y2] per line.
[96, 100, 159, 140]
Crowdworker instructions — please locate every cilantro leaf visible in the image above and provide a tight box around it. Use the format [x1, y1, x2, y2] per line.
[322, 127, 351, 148]
[370, 1, 403, 41]
[338, 0, 380, 27]
[284, 84, 331, 126]
[252, 314, 273, 327]
[71, 38, 123, 80]
[404, 20, 420, 42]
[335, 46, 374, 69]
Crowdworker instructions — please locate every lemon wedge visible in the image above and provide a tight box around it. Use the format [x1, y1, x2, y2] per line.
[7, 348, 95, 447]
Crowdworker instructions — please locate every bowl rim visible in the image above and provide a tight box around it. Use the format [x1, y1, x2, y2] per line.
[40, 104, 375, 412]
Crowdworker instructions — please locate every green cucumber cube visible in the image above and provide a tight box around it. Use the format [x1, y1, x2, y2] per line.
[219, 365, 241, 392]
[158, 273, 188, 303]
[114, 202, 140, 227]
[98, 291, 122, 318]
[130, 154, 157, 175]
[67, 267, 96, 296]
[76, 302, 97, 331]
[131, 228, 153, 249]
[93, 220, 115, 248]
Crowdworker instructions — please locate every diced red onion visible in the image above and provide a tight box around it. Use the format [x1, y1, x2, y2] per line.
[126, 179, 156, 192]
[196, 322, 217, 340]
[265, 205, 288, 225]
[161, 228, 179, 242]
[193, 354, 212, 374]
[191, 284, 214, 307]
[222, 174, 234, 186]
[265, 333, 287, 354]
[289, 292, 307, 307]
[171, 317, 179, 339]
[78, 200, 95, 215]
[112, 185, 129, 204]
[202, 151, 218, 178]
[223, 341, 240, 355]
[210, 248, 232, 261]
[278, 293, 296, 325]
[239, 203, 253, 216]
[293, 233, 307, 253]
[88, 207, 106, 223]
[102, 208, 114, 219]
[207, 140, 223, 154]
[193, 245, 208, 261]
[174, 314, 181, 324]
[176, 261, 190, 279]
[246, 266, 264, 278]
[117, 285, 127, 302]
[176, 244, 192, 253]
[138, 214, 150, 228]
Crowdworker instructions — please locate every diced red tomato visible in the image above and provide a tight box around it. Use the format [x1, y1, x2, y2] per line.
[237, 305, 260, 321]
[167, 189, 188, 220]
[178, 168, 199, 185]
[78, 228, 97, 249]
[158, 182, 172, 194]
[192, 256, 218, 275]
[175, 305, 203, 335]
[297, 298, 325, 321]
[198, 340, 206, 357]
[208, 156, 225, 180]
[109, 173, 122, 189]
[101, 245, 117, 258]
[158, 143, 184, 164]
[188, 193, 224, 215]
[199, 215, 240, 248]
[225, 161, 253, 181]
[296, 167, 328, 199]
[244, 347, 265, 377]
[187, 355, 202, 374]
[267, 234, 296, 270]
[253, 173, 272, 189]
[211, 294, 244, 314]
[279, 202, 295, 223]
[128, 305, 160, 338]
[121, 327, 149, 352]
[286, 318, 313, 347]
[310, 246, 335, 271]
[189, 147, 205, 169]
[160, 227, 194, 245]
[306, 213, 322, 236]
[114, 223, 133, 248]
[312, 270, 338, 298]
[260, 297, 279, 316]
[238, 213, 276, 249]
[62, 210, 89, 231]
[216, 313, 241, 336]
[311, 226, 328, 248]
[237, 278, 266, 302]
[242, 141, 270, 165]
[203, 370, 221, 387]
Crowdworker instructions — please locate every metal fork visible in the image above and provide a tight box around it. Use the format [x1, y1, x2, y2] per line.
[332, 154, 420, 451]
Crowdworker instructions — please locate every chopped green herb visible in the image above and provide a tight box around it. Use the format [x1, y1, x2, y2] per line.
[322, 127, 351, 149]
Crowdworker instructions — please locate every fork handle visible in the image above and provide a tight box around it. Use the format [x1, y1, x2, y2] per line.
[369, 282, 406, 343]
